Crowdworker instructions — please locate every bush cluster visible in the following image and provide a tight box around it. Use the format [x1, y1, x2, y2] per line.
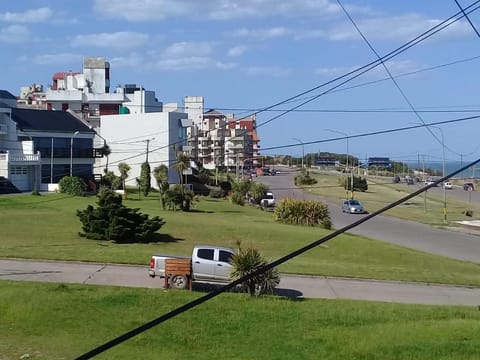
[294, 173, 318, 186]
[59, 176, 86, 196]
[274, 197, 331, 228]
[341, 175, 368, 192]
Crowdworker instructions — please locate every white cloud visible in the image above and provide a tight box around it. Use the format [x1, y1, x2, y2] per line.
[227, 45, 247, 57]
[324, 15, 471, 42]
[246, 66, 290, 77]
[109, 55, 144, 68]
[232, 27, 291, 40]
[71, 32, 149, 49]
[162, 42, 213, 58]
[314, 60, 423, 80]
[153, 57, 234, 71]
[0, 7, 53, 23]
[0, 25, 30, 43]
[93, 0, 364, 21]
[29, 53, 82, 65]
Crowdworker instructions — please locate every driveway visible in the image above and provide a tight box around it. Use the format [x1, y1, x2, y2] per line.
[257, 169, 480, 263]
[1, 258, 479, 306]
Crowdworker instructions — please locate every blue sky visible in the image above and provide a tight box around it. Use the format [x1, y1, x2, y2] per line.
[2, 1, 480, 168]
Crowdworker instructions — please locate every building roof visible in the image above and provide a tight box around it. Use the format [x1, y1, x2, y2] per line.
[0, 90, 16, 100]
[11, 108, 94, 133]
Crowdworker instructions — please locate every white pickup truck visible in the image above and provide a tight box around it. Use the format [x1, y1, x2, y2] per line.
[148, 245, 235, 289]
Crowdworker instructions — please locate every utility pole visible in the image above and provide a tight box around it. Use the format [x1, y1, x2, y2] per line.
[144, 138, 154, 162]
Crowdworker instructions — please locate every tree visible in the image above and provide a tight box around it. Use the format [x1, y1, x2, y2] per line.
[153, 164, 170, 209]
[59, 176, 86, 196]
[172, 151, 190, 190]
[230, 241, 280, 297]
[99, 144, 111, 172]
[76, 187, 165, 243]
[118, 162, 131, 199]
[139, 162, 151, 197]
[249, 182, 268, 204]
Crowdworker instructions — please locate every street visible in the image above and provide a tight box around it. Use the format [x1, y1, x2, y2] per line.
[1, 258, 479, 306]
[258, 169, 480, 263]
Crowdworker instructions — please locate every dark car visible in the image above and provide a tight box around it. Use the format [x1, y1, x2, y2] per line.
[464, 182, 475, 191]
[341, 199, 365, 214]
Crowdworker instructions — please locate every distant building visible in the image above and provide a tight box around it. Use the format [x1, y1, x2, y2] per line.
[366, 157, 392, 169]
[184, 100, 261, 170]
[45, 57, 163, 129]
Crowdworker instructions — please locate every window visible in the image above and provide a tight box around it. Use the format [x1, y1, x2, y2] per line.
[10, 166, 27, 175]
[197, 249, 214, 261]
[219, 250, 233, 263]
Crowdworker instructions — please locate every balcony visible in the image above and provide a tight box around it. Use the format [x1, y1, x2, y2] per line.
[0, 151, 41, 165]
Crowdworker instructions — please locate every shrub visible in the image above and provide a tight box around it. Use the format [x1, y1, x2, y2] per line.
[232, 179, 252, 196]
[249, 182, 268, 205]
[230, 241, 280, 297]
[343, 175, 368, 192]
[209, 188, 225, 198]
[59, 176, 86, 196]
[230, 191, 245, 206]
[76, 187, 165, 243]
[274, 197, 331, 228]
[219, 181, 232, 196]
[294, 172, 318, 186]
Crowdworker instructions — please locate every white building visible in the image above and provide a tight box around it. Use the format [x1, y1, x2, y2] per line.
[100, 110, 191, 187]
[45, 57, 163, 129]
[0, 90, 98, 193]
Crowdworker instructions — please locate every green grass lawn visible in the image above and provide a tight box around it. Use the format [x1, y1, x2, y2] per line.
[1, 281, 479, 360]
[1, 193, 480, 286]
[305, 171, 480, 225]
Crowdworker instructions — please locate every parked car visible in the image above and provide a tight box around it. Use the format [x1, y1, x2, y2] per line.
[261, 191, 276, 208]
[443, 182, 453, 189]
[406, 178, 414, 185]
[341, 199, 365, 214]
[149, 245, 235, 289]
[424, 179, 437, 187]
[464, 182, 475, 191]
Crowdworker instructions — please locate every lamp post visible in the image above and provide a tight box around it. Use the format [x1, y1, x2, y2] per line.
[70, 131, 79, 177]
[292, 138, 304, 169]
[325, 129, 352, 198]
[430, 125, 447, 223]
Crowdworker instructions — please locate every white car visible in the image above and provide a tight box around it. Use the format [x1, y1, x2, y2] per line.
[444, 182, 453, 189]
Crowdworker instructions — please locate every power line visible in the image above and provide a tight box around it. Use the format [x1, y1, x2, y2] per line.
[74, 157, 480, 359]
[454, 0, 480, 37]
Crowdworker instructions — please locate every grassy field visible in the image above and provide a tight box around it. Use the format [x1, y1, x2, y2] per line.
[1, 281, 479, 360]
[1, 193, 480, 286]
[305, 171, 480, 225]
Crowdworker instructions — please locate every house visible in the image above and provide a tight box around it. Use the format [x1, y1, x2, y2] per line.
[0, 90, 99, 192]
[99, 109, 191, 187]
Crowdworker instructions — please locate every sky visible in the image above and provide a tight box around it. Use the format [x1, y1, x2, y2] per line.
[2, 0, 480, 169]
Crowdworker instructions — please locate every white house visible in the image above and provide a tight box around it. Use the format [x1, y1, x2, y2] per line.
[99, 110, 191, 188]
[0, 90, 98, 193]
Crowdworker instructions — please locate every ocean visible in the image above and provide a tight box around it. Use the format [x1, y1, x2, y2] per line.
[405, 161, 479, 179]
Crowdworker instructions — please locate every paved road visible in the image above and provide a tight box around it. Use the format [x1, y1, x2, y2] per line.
[1, 259, 479, 306]
[258, 169, 480, 263]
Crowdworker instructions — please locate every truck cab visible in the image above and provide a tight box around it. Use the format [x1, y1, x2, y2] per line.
[192, 246, 234, 282]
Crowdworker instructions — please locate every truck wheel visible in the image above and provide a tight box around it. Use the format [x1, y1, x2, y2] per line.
[170, 275, 188, 289]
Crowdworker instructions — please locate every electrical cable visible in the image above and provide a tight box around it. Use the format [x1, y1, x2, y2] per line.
[74, 157, 480, 360]
[454, 0, 480, 37]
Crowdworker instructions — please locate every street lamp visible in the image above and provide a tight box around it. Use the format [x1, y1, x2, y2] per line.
[430, 125, 447, 223]
[325, 129, 352, 198]
[70, 131, 79, 177]
[292, 138, 304, 169]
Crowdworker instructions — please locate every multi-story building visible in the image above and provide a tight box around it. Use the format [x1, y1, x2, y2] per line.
[45, 57, 163, 129]
[184, 98, 261, 171]
[0, 90, 99, 193]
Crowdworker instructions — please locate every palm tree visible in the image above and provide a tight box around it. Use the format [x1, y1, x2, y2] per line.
[153, 164, 170, 209]
[99, 144, 111, 173]
[118, 162, 131, 199]
[172, 151, 190, 189]
[230, 241, 280, 297]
